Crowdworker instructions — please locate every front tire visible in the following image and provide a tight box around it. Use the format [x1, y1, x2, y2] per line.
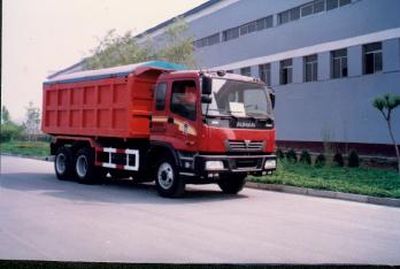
[218, 175, 246, 194]
[54, 146, 75, 181]
[75, 148, 100, 184]
[155, 154, 185, 198]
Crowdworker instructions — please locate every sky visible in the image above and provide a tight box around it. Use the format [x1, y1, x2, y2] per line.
[2, 0, 207, 123]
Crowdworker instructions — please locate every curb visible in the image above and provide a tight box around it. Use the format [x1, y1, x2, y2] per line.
[0, 153, 53, 162]
[245, 181, 400, 208]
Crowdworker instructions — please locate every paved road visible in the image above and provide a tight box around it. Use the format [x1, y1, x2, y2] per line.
[1, 155, 400, 264]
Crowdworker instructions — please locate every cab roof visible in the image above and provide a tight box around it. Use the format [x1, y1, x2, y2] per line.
[167, 70, 264, 84]
[207, 71, 262, 83]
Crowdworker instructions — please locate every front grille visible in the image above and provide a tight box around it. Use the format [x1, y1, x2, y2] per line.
[235, 159, 259, 168]
[226, 140, 264, 152]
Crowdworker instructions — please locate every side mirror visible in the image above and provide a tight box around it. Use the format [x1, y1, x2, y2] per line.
[269, 89, 275, 109]
[270, 93, 275, 109]
[201, 95, 212, 104]
[202, 76, 212, 95]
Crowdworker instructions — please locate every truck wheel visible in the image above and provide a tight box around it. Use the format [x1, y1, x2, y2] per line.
[218, 175, 246, 194]
[75, 148, 99, 184]
[155, 155, 185, 198]
[54, 146, 75, 181]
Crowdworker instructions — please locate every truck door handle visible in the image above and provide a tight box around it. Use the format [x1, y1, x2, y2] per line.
[167, 117, 174, 124]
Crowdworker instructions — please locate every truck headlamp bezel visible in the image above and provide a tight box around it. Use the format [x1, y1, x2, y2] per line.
[264, 159, 276, 170]
[205, 160, 224, 171]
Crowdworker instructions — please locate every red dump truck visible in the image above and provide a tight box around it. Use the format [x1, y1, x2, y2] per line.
[42, 61, 276, 197]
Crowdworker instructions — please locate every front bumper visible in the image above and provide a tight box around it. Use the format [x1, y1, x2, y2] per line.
[178, 152, 276, 179]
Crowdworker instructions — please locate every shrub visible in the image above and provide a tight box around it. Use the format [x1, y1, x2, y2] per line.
[0, 123, 23, 142]
[299, 150, 312, 165]
[348, 150, 360, 168]
[276, 148, 285, 160]
[286, 149, 297, 163]
[333, 152, 344, 167]
[19, 133, 52, 142]
[315, 154, 326, 168]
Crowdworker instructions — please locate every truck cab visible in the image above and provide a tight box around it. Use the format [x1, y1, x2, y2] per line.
[150, 70, 276, 197]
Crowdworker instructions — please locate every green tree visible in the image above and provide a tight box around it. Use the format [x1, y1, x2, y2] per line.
[1, 106, 11, 124]
[0, 106, 23, 142]
[0, 122, 23, 142]
[373, 93, 400, 174]
[157, 17, 196, 68]
[85, 17, 195, 70]
[85, 29, 154, 69]
[23, 101, 41, 141]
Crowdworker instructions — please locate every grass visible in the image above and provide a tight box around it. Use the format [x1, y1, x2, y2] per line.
[249, 160, 400, 198]
[0, 140, 49, 157]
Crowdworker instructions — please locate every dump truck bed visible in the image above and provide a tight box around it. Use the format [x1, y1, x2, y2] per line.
[42, 61, 184, 139]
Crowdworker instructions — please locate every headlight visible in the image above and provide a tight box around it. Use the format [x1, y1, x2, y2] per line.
[264, 159, 276, 169]
[205, 161, 224, 171]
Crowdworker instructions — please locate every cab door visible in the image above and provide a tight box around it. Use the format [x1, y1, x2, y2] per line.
[167, 79, 199, 151]
[150, 81, 169, 136]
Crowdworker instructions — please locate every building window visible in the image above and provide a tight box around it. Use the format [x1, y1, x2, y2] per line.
[363, 42, 382, 74]
[331, 49, 348, 79]
[259, 64, 271, 86]
[290, 7, 301, 21]
[279, 0, 352, 25]
[240, 16, 273, 35]
[222, 27, 239, 42]
[257, 16, 273, 30]
[301, 0, 326, 17]
[280, 59, 293, 85]
[301, 3, 314, 17]
[304, 54, 318, 82]
[326, 0, 339, 10]
[339, 0, 351, 7]
[278, 7, 300, 24]
[278, 10, 290, 24]
[194, 33, 220, 48]
[240, 67, 251, 77]
[327, 0, 351, 10]
[314, 0, 326, 13]
[240, 21, 256, 35]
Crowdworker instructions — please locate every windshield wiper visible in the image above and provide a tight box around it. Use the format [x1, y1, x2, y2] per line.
[205, 109, 238, 120]
[246, 112, 270, 120]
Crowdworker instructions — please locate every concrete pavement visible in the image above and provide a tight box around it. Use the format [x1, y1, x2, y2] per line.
[1, 155, 400, 264]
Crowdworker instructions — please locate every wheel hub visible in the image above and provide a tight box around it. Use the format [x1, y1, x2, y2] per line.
[76, 155, 88, 178]
[56, 153, 66, 174]
[157, 162, 174, 190]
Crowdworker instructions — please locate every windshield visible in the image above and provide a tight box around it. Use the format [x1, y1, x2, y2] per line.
[202, 78, 273, 118]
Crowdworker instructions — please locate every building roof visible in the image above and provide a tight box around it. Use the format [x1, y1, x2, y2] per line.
[47, 59, 88, 80]
[44, 61, 186, 85]
[135, 0, 220, 39]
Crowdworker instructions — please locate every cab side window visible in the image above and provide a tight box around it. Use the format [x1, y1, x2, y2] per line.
[155, 83, 167, 111]
[170, 80, 197, 121]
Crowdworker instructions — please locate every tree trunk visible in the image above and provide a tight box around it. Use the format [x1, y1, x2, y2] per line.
[387, 120, 400, 174]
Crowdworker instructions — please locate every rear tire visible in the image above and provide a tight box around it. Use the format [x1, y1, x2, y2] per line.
[218, 175, 246, 194]
[75, 148, 100, 184]
[54, 146, 75, 181]
[155, 154, 185, 198]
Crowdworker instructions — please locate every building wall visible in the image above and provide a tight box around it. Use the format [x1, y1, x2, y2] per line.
[186, 0, 400, 146]
[192, 0, 400, 67]
[50, 0, 400, 149]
